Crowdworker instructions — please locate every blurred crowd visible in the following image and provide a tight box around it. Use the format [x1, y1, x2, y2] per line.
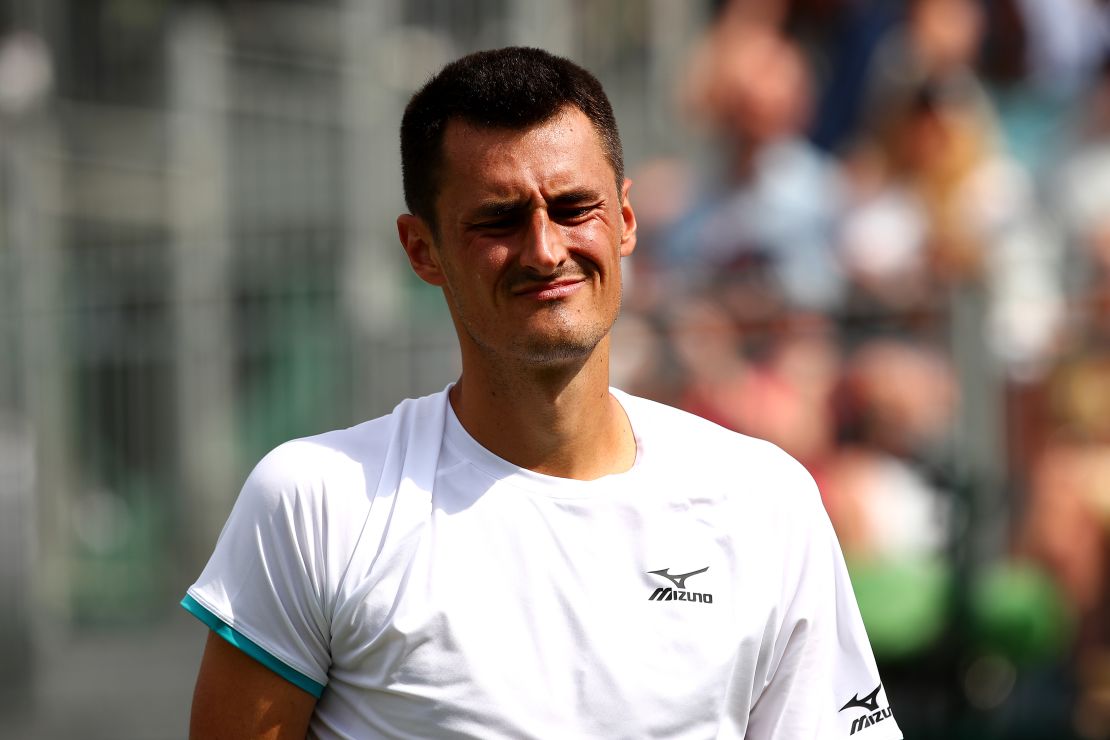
[614, 0, 1110, 737]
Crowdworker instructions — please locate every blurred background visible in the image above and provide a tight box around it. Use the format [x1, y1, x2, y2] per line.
[0, 0, 1108, 737]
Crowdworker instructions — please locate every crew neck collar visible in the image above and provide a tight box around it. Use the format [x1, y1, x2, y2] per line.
[441, 387, 644, 497]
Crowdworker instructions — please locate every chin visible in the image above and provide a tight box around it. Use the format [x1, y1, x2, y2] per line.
[510, 331, 605, 366]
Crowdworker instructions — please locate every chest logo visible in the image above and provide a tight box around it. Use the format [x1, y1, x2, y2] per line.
[647, 566, 713, 604]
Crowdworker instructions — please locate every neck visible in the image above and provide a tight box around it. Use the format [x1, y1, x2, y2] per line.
[449, 338, 636, 480]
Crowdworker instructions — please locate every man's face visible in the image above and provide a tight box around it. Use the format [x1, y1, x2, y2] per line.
[399, 106, 637, 367]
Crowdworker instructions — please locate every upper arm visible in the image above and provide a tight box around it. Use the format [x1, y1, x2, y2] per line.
[747, 464, 902, 738]
[190, 632, 318, 740]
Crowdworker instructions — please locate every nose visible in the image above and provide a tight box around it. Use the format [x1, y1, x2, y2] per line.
[518, 209, 567, 275]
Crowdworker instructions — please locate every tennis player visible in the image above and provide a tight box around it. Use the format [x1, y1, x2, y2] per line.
[183, 46, 901, 740]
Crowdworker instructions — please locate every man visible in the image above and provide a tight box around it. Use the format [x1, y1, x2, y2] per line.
[183, 47, 901, 739]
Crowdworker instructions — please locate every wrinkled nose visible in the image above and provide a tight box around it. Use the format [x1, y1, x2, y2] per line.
[518, 210, 567, 275]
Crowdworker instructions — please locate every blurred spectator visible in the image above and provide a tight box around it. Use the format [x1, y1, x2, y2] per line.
[840, 62, 1063, 374]
[1012, 0, 1109, 100]
[1051, 56, 1110, 306]
[665, 295, 753, 433]
[674, 24, 846, 312]
[979, 0, 1109, 177]
[864, 0, 990, 122]
[749, 320, 841, 468]
[825, 338, 956, 562]
[819, 337, 963, 725]
[1018, 352, 1110, 738]
[609, 311, 670, 402]
[621, 155, 698, 314]
[843, 0, 994, 289]
[1021, 441, 1107, 625]
[701, 0, 900, 152]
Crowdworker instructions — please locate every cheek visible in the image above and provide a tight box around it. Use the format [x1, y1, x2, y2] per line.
[485, 243, 514, 268]
[561, 220, 619, 263]
[476, 244, 513, 281]
[447, 241, 513, 292]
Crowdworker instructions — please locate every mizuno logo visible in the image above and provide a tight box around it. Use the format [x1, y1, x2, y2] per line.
[839, 685, 894, 735]
[648, 587, 713, 603]
[839, 684, 881, 713]
[647, 566, 713, 604]
[647, 567, 708, 589]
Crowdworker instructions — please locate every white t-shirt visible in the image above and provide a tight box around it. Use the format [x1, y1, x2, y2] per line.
[184, 388, 901, 739]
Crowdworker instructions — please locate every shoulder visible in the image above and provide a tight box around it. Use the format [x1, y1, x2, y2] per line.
[617, 389, 808, 474]
[216, 392, 443, 570]
[245, 414, 394, 505]
[241, 386, 448, 517]
[616, 389, 821, 510]
[252, 385, 449, 489]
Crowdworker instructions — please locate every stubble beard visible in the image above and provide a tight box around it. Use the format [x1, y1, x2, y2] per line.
[449, 284, 622, 369]
[507, 309, 612, 366]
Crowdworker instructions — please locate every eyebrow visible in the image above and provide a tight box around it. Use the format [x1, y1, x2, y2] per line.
[548, 188, 604, 206]
[464, 188, 605, 223]
[466, 198, 530, 222]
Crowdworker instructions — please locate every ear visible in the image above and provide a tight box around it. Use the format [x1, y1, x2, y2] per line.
[397, 214, 447, 286]
[618, 178, 637, 258]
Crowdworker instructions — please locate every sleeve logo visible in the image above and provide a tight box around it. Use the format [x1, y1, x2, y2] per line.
[839, 684, 894, 735]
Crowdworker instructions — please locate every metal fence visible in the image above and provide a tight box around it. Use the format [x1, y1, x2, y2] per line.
[0, 0, 707, 666]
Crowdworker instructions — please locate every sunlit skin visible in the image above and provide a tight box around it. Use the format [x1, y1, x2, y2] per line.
[190, 633, 316, 740]
[397, 106, 638, 479]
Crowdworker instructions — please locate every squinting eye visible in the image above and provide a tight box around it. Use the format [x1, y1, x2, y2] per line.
[554, 206, 594, 221]
[478, 217, 518, 230]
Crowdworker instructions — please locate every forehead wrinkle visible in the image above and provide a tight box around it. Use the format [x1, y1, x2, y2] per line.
[443, 110, 604, 176]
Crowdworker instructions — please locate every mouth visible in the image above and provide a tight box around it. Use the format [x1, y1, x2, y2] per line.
[510, 277, 587, 301]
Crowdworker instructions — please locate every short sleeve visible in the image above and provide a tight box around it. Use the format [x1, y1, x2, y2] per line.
[183, 440, 349, 697]
[747, 466, 903, 740]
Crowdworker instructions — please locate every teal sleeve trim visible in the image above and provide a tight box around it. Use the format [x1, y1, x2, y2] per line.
[181, 594, 326, 698]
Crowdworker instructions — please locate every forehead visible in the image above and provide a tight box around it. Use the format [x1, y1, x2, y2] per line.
[435, 107, 615, 210]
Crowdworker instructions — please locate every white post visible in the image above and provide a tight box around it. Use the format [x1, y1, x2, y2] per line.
[949, 281, 1007, 565]
[509, 0, 575, 58]
[168, 9, 238, 565]
[340, 0, 414, 416]
[6, 104, 70, 649]
[647, 0, 704, 155]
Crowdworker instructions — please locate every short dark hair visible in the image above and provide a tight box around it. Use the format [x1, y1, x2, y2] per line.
[400, 47, 624, 227]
